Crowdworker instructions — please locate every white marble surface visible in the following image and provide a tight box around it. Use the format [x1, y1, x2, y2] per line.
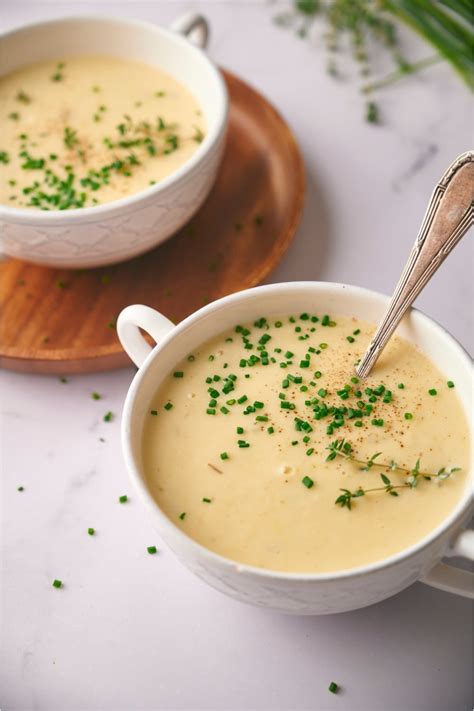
[1, 2, 473, 710]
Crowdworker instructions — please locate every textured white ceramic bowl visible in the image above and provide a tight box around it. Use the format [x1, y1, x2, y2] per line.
[0, 14, 228, 268]
[118, 282, 474, 614]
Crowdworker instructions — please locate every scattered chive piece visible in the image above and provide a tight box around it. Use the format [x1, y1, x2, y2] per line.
[351, 376, 359, 384]
[179, 512, 186, 520]
[328, 682, 339, 695]
[220, 452, 229, 460]
[236, 426, 244, 434]
[91, 392, 101, 400]
[87, 528, 95, 536]
[173, 371, 184, 378]
[164, 402, 173, 410]
[150, 409, 158, 416]
[302, 475, 314, 489]
[428, 388, 437, 396]
[447, 380, 455, 388]
[202, 497, 212, 503]
[267, 426, 274, 434]
[306, 447, 314, 456]
[147, 546, 157, 554]
[52, 579, 62, 589]
[17, 486, 24, 492]
[119, 495, 128, 503]
[404, 412, 413, 420]
[398, 383, 405, 389]
[103, 411, 113, 422]
[346, 336, 355, 343]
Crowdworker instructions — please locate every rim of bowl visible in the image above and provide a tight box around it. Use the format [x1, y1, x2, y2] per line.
[0, 15, 229, 222]
[122, 281, 474, 582]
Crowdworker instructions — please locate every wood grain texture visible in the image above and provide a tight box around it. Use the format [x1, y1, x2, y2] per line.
[0, 70, 305, 374]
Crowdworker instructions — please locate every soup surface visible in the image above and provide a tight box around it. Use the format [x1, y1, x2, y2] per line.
[0, 55, 205, 210]
[143, 313, 470, 573]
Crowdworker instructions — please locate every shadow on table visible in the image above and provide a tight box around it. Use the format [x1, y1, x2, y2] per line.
[267, 166, 332, 283]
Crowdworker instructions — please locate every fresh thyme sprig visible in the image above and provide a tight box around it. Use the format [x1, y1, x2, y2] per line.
[273, 0, 474, 122]
[327, 438, 460, 509]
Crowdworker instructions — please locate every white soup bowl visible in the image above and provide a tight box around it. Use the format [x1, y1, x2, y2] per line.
[0, 14, 228, 268]
[117, 282, 473, 614]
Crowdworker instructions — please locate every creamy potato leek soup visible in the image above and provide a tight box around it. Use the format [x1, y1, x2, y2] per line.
[0, 56, 205, 210]
[143, 313, 469, 574]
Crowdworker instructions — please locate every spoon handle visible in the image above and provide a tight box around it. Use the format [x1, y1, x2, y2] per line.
[356, 151, 474, 379]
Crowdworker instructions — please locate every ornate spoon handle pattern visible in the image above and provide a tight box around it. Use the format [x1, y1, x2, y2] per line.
[356, 151, 474, 379]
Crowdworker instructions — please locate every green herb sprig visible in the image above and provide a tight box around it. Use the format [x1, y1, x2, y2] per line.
[273, 0, 474, 122]
[327, 438, 460, 509]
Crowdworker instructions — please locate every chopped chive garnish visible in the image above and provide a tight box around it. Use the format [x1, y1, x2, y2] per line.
[119, 495, 128, 503]
[17, 486, 24, 492]
[328, 682, 339, 694]
[236, 426, 244, 434]
[398, 383, 405, 389]
[267, 426, 274, 434]
[179, 512, 186, 520]
[371, 418, 384, 427]
[237, 440, 250, 448]
[314, 371, 322, 379]
[302, 476, 314, 489]
[346, 336, 355, 343]
[91, 392, 101, 400]
[52, 579, 62, 589]
[164, 402, 173, 410]
[319, 343, 328, 349]
[103, 411, 113, 422]
[150, 409, 158, 416]
[220, 452, 229, 460]
[447, 381, 455, 388]
[88, 528, 95, 536]
[256, 415, 268, 422]
[404, 412, 413, 420]
[428, 388, 437, 396]
[202, 498, 212, 503]
[173, 371, 184, 378]
[237, 395, 248, 404]
[147, 546, 157, 554]
[306, 447, 314, 456]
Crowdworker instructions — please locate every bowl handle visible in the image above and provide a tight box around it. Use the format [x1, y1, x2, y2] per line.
[117, 305, 175, 368]
[421, 529, 474, 598]
[170, 12, 209, 50]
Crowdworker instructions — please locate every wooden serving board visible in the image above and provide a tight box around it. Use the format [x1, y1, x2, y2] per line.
[0, 70, 305, 374]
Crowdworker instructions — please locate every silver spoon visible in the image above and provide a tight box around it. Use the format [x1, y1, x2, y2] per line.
[356, 151, 474, 379]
